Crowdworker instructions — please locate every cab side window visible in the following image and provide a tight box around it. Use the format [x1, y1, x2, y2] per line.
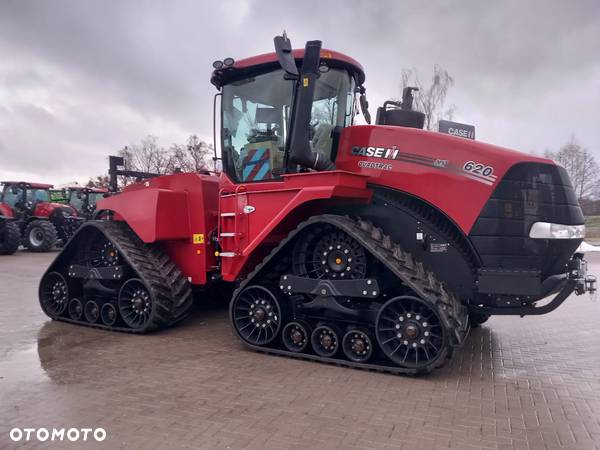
[2, 187, 21, 208]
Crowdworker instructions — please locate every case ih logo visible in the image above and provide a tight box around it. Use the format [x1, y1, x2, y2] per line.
[350, 144, 496, 186]
[351, 146, 400, 159]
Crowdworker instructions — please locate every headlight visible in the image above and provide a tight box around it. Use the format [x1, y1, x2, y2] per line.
[529, 222, 585, 239]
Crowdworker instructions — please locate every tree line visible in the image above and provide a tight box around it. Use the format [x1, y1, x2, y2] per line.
[87, 134, 213, 188]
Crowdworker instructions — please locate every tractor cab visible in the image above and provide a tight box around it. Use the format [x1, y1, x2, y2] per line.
[65, 186, 108, 219]
[211, 36, 365, 183]
[0, 181, 55, 218]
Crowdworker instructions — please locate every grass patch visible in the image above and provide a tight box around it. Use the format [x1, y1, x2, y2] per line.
[586, 216, 600, 241]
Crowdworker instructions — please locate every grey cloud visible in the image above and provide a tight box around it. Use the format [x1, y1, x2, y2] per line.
[0, 0, 599, 184]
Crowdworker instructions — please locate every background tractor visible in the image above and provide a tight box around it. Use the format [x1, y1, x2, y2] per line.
[63, 186, 109, 220]
[39, 34, 595, 375]
[1, 181, 83, 252]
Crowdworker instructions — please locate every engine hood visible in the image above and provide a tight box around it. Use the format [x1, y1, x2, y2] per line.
[335, 125, 555, 234]
[34, 202, 79, 217]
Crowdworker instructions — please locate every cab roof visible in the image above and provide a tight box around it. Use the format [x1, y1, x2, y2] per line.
[66, 186, 108, 193]
[1, 181, 53, 189]
[211, 48, 365, 88]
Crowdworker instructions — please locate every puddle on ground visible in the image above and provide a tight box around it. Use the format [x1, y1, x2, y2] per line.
[0, 343, 50, 390]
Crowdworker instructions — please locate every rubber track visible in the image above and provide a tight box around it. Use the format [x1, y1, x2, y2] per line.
[47, 221, 193, 333]
[231, 214, 470, 375]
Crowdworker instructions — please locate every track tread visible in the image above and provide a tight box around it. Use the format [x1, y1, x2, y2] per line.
[231, 214, 469, 375]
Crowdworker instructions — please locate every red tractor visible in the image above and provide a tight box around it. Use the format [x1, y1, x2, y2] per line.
[0, 181, 82, 252]
[39, 34, 595, 374]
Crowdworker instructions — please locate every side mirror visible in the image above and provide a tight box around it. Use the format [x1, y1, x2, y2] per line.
[357, 87, 371, 124]
[274, 32, 299, 79]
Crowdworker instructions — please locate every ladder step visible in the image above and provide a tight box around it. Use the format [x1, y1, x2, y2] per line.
[220, 212, 236, 217]
[219, 252, 237, 257]
[220, 233, 237, 237]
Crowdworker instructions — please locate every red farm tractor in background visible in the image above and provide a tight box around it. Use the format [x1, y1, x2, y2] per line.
[0, 181, 83, 252]
[39, 34, 595, 375]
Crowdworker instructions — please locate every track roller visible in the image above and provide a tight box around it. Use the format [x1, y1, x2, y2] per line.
[282, 321, 311, 352]
[68, 298, 83, 320]
[101, 303, 118, 326]
[39, 272, 68, 317]
[118, 279, 152, 329]
[84, 300, 100, 323]
[342, 329, 373, 362]
[311, 324, 340, 357]
[375, 296, 446, 370]
[231, 285, 282, 346]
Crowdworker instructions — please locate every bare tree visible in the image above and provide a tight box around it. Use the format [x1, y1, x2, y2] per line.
[86, 175, 110, 189]
[544, 135, 598, 201]
[168, 135, 212, 173]
[87, 134, 214, 190]
[119, 135, 173, 175]
[401, 65, 456, 131]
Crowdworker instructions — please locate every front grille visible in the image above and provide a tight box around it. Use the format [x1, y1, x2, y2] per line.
[469, 162, 584, 277]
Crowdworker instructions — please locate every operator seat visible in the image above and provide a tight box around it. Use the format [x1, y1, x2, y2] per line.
[311, 123, 335, 158]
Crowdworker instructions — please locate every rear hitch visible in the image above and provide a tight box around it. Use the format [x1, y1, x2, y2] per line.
[569, 254, 596, 295]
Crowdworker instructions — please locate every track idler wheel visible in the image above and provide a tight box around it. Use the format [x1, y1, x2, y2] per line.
[282, 321, 311, 353]
[342, 329, 374, 363]
[101, 303, 118, 326]
[118, 279, 153, 330]
[310, 324, 340, 357]
[293, 226, 367, 280]
[84, 300, 100, 323]
[68, 298, 83, 320]
[375, 296, 446, 370]
[39, 272, 68, 318]
[231, 285, 282, 346]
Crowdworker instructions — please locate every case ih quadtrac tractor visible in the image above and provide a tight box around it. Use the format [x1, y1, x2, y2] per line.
[1, 181, 82, 252]
[39, 34, 595, 374]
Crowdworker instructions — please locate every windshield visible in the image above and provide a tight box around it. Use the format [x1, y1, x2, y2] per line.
[69, 193, 84, 211]
[89, 193, 104, 206]
[221, 67, 355, 182]
[26, 189, 50, 203]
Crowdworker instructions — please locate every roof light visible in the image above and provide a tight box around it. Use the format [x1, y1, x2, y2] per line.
[212, 60, 224, 69]
[223, 57, 234, 67]
[529, 222, 585, 239]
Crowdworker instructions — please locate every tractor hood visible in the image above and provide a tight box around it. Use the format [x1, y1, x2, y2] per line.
[34, 202, 79, 218]
[335, 125, 553, 234]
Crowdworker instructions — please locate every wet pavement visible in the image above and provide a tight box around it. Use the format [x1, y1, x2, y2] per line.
[1, 251, 600, 449]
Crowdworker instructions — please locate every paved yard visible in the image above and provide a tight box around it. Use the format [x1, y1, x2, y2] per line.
[1, 251, 600, 449]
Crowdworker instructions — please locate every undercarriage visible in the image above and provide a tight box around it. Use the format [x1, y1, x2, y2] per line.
[230, 215, 469, 375]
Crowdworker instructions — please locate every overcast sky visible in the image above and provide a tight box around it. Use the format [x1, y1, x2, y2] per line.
[1, 0, 599, 185]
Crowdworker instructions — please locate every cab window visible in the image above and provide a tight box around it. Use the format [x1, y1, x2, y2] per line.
[1, 186, 21, 208]
[221, 67, 355, 183]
